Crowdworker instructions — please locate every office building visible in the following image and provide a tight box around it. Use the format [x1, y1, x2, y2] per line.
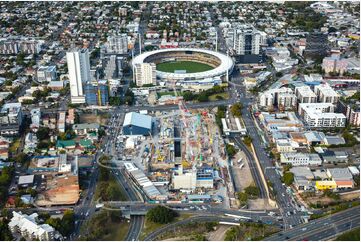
[84, 81, 109, 106]
[8, 211, 55, 241]
[36, 66, 57, 83]
[258, 87, 296, 110]
[314, 83, 339, 104]
[0, 103, 23, 136]
[346, 105, 360, 126]
[277, 92, 297, 110]
[172, 165, 197, 190]
[322, 56, 348, 75]
[299, 103, 346, 128]
[58, 112, 66, 133]
[102, 55, 124, 80]
[103, 34, 128, 55]
[172, 164, 214, 190]
[0, 38, 42, 55]
[280, 153, 322, 166]
[295, 86, 317, 103]
[231, 25, 266, 56]
[30, 108, 41, 132]
[135, 63, 156, 86]
[259, 92, 274, 108]
[66, 49, 91, 104]
[337, 100, 360, 126]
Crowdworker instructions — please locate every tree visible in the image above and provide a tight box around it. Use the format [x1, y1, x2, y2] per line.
[243, 136, 252, 146]
[276, 72, 283, 78]
[224, 226, 240, 241]
[0, 220, 13, 241]
[238, 192, 248, 206]
[146, 205, 178, 224]
[16, 53, 25, 65]
[61, 210, 75, 236]
[106, 183, 119, 201]
[14, 153, 29, 164]
[36, 127, 50, 141]
[99, 166, 110, 181]
[46, 210, 74, 237]
[183, 91, 195, 101]
[197, 93, 209, 102]
[282, 172, 294, 186]
[244, 185, 260, 199]
[231, 103, 243, 117]
[226, 144, 238, 158]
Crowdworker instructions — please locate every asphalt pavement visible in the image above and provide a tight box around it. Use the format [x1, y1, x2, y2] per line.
[265, 206, 360, 241]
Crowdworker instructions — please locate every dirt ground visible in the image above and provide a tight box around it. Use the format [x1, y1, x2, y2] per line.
[79, 113, 108, 125]
[248, 198, 273, 210]
[302, 190, 360, 206]
[231, 151, 254, 192]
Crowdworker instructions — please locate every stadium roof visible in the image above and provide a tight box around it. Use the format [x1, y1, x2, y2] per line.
[123, 112, 152, 130]
[132, 48, 234, 81]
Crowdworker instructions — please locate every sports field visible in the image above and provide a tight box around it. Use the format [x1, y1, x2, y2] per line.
[156, 61, 214, 73]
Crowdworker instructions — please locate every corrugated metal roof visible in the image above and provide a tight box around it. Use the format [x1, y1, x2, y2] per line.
[123, 112, 152, 130]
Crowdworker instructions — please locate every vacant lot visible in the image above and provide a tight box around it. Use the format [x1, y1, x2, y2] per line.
[156, 61, 214, 73]
[209, 92, 230, 101]
[79, 113, 109, 125]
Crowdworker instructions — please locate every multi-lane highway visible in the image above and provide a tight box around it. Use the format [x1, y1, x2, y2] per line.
[105, 109, 145, 241]
[143, 206, 360, 241]
[265, 206, 360, 241]
[228, 70, 305, 229]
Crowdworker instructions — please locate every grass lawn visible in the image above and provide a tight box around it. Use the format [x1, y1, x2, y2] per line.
[157, 61, 213, 73]
[139, 213, 193, 240]
[209, 92, 230, 101]
[335, 228, 360, 241]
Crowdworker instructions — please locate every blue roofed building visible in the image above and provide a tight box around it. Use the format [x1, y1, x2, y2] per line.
[122, 112, 152, 136]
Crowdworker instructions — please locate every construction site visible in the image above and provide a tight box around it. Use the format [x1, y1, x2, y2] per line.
[118, 101, 238, 205]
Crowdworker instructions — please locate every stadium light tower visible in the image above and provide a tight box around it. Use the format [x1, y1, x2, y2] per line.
[139, 33, 142, 55]
[132, 49, 135, 83]
[215, 31, 218, 52]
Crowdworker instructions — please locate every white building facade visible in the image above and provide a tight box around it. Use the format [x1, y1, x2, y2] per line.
[135, 63, 156, 86]
[66, 49, 91, 104]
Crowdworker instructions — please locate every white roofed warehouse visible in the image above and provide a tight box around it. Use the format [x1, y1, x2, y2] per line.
[123, 112, 153, 136]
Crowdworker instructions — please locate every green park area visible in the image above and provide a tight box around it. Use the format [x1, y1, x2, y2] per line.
[156, 61, 213, 73]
